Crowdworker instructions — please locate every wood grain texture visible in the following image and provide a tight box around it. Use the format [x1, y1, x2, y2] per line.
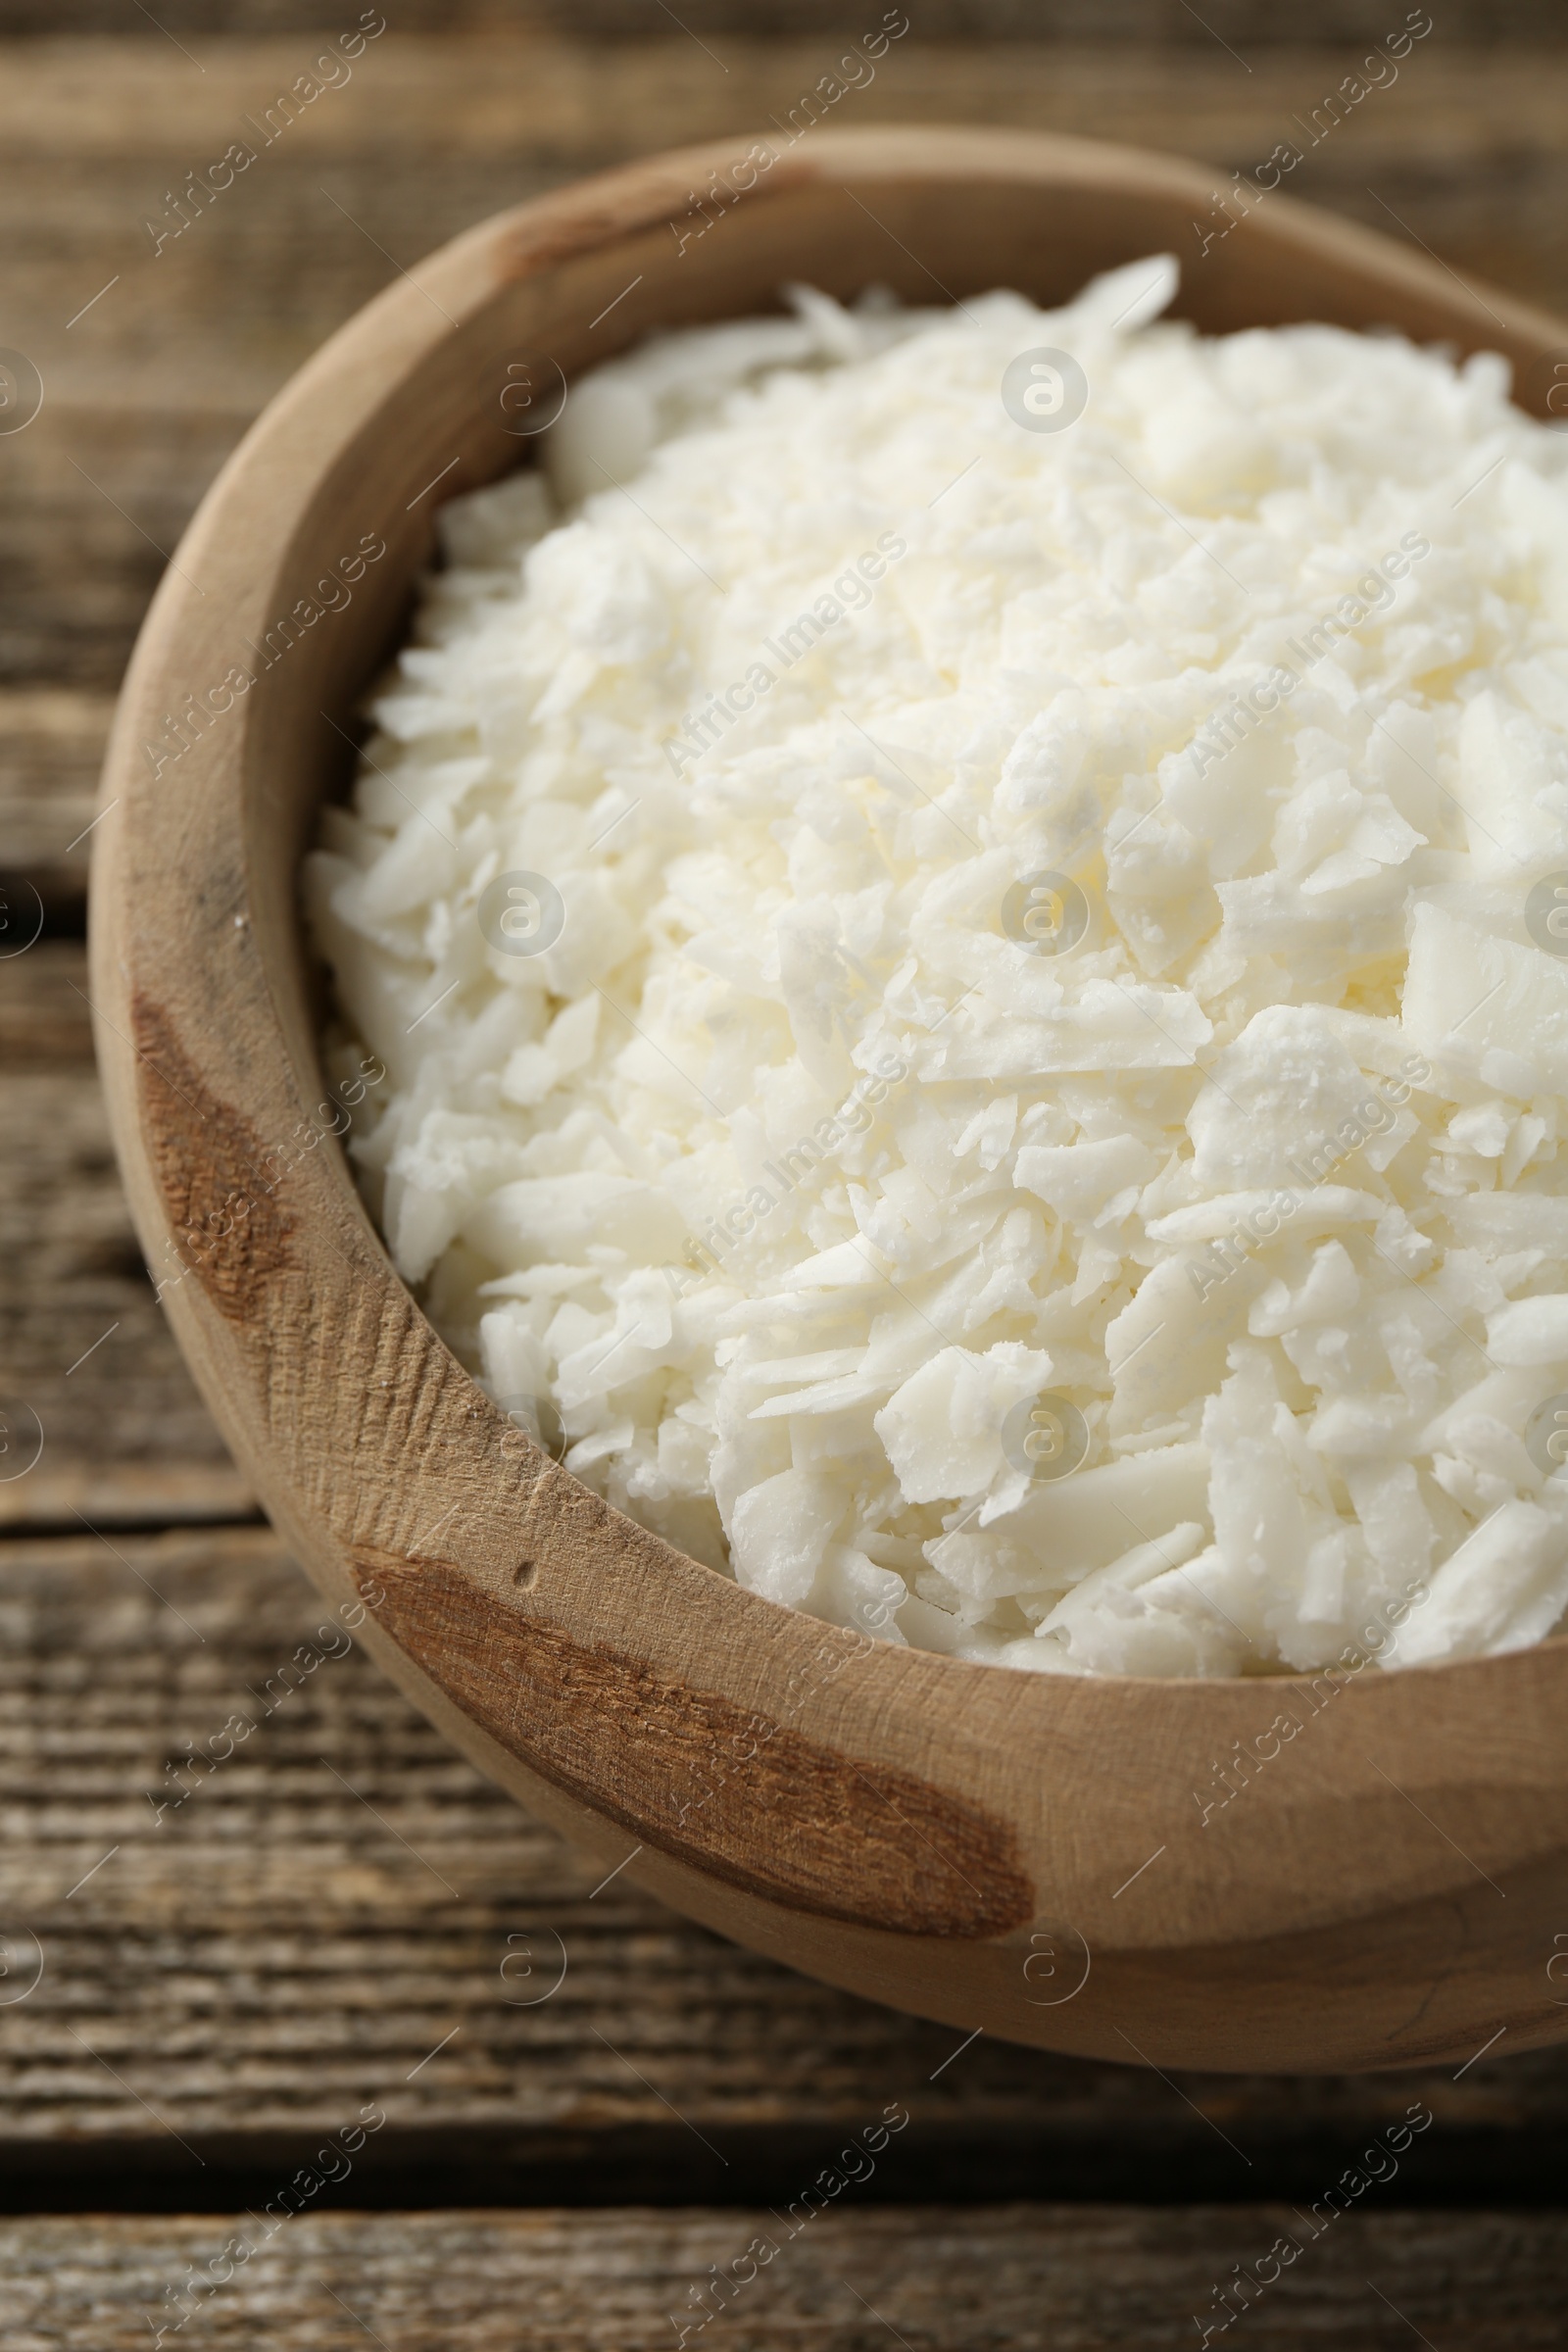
[362, 1553, 1036, 1938]
[0, 960, 251, 1524]
[4, 2205, 1568, 2352]
[0, 394, 252, 696]
[4, 39, 1568, 717]
[132, 989, 298, 1327]
[5, 1525, 1566, 2184]
[3, 0, 1564, 34]
[0, 943, 93, 1068]
[2, 39, 1565, 178]
[0, 692, 112, 909]
[0, 34, 1553, 703]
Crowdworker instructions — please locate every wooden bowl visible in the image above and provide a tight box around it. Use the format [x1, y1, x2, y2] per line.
[92, 126, 1568, 2074]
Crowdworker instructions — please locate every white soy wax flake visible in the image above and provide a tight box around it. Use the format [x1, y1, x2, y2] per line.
[308, 260, 1568, 1677]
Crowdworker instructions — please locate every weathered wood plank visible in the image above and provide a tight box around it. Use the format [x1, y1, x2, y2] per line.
[3, 39, 1568, 723]
[10, 43, 1568, 369]
[0, 941, 93, 1066]
[2, 1523, 1565, 2195]
[1, 38, 1566, 170]
[2, 2205, 1566, 2351]
[0, 1041, 250, 1524]
[0, 399, 257, 696]
[5, 0, 1567, 37]
[0, 692, 111, 911]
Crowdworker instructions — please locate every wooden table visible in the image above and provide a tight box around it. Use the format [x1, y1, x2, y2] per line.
[4, 14, 1568, 2343]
